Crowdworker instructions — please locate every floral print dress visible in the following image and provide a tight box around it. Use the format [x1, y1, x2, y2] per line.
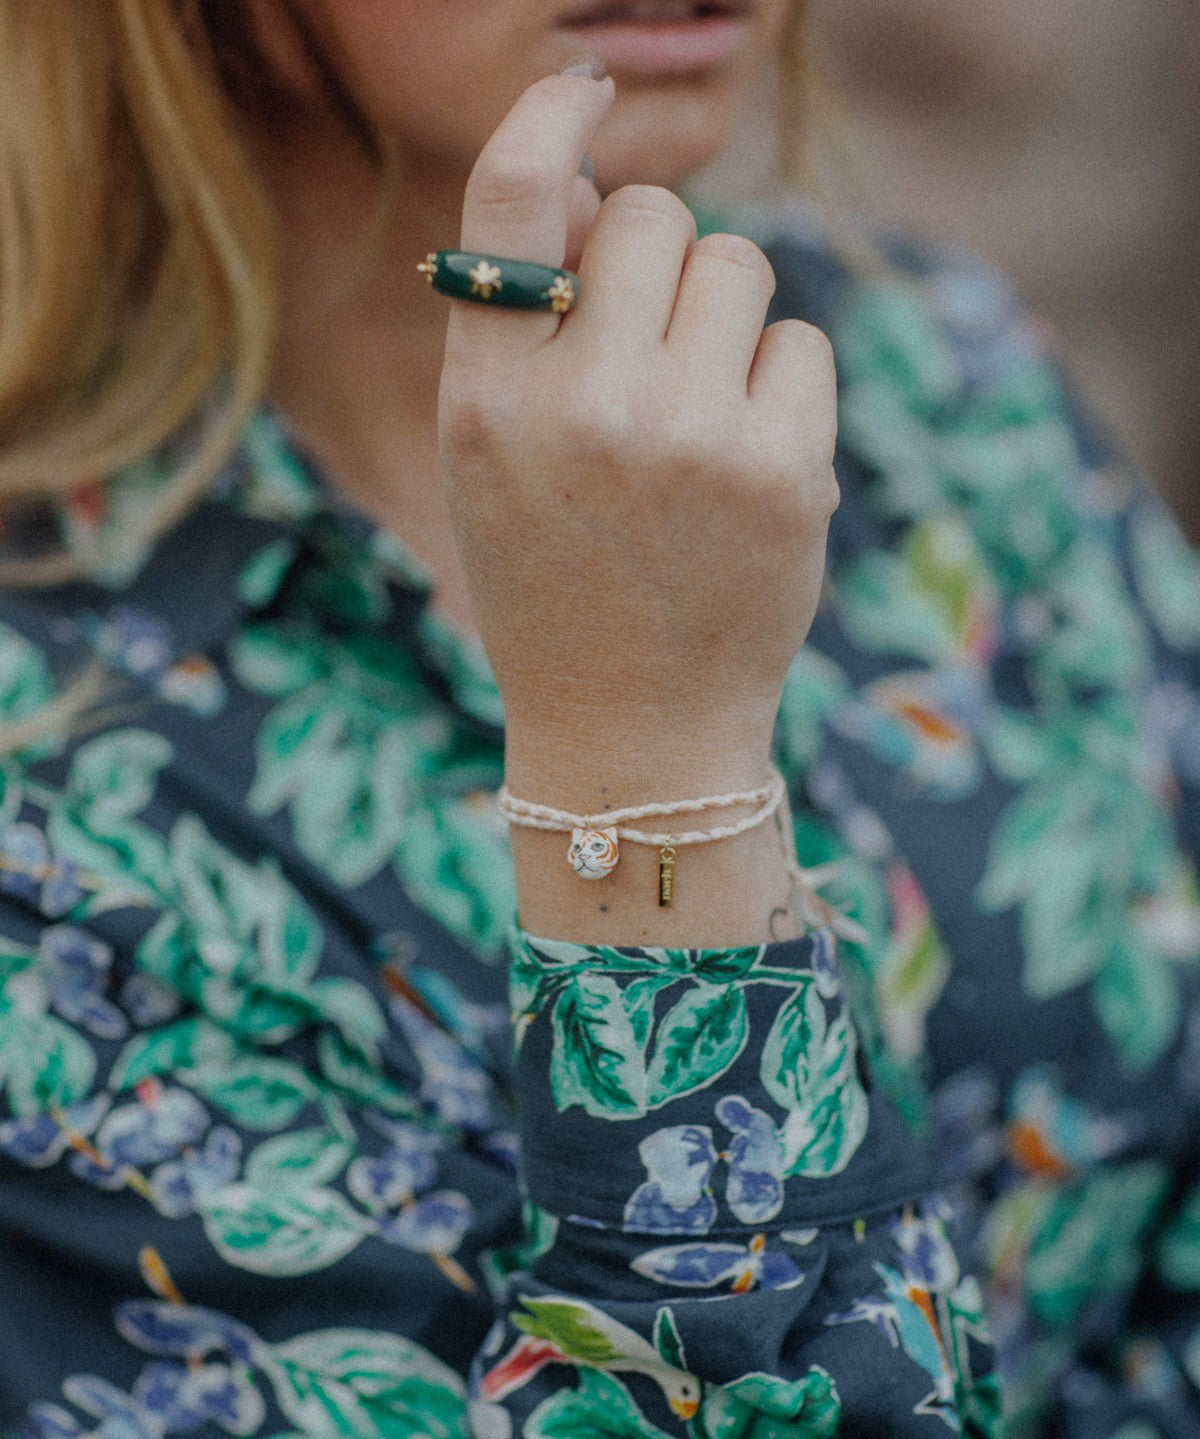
[0, 209, 1197, 1439]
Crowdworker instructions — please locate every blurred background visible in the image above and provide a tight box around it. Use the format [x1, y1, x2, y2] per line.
[704, 1, 1200, 537]
[811, 0, 1200, 535]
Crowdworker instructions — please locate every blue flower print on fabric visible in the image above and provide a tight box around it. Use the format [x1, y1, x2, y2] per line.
[0, 1093, 111, 1168]
[624, 1125, 719, 1235]
[69, 1081, 209, 1189]
[148, 1126, 242, 1219]
[631, 1232, 806, 1295]
[347, 1119, 439, 1214]
[379, 1189, 474, 1260]
[623, 1098, 789, 1237]
[32, 1362, 265, 1439]
[808, 927, 842, 1002]
[349, 1114, 475, 1270]
[391, 999, 497, 1133]
[24, 1248, 469, 1439]
[0, 827, 88, 918]
[717, 1095, 786, 1225]
[33, 926, 129, 1041]
[77, 603, 227, 716]
[118, 972, 184, 1028]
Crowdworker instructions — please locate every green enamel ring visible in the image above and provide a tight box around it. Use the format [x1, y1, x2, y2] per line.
[416, 250, 579, 314]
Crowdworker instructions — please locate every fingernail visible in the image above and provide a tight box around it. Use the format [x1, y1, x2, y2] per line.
[559, 54, 608, 80]
[578, 154, 596, 183]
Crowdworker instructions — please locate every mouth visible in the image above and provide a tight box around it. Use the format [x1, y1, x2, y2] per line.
[561, 0, 751, 22]
[557, 1, 755, 76]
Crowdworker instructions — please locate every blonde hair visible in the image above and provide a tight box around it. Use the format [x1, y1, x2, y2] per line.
[0, 1, 818, 583]
[0, 0, 277, 583]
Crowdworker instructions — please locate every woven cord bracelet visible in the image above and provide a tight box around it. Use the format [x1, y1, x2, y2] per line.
[497, 768, 788, 907]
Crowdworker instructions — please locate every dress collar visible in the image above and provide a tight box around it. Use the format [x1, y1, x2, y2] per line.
[47, 401, 505, 733]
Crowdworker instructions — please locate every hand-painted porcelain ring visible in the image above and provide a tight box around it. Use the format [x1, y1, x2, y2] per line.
[417, 250, 579, 314]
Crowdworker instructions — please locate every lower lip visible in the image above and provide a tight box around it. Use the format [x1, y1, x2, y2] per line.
[557, 14, 751, 75]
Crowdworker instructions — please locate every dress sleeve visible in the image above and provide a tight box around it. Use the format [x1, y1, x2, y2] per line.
[467, 928, 1001, 1438]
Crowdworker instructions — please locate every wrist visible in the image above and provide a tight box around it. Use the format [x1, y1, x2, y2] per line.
[503, 705, 775, 813]
[501, 723, 799, 946]
[509, 806, 801, 947]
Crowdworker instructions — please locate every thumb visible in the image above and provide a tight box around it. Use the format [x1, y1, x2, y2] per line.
[564, 169, 602, 277]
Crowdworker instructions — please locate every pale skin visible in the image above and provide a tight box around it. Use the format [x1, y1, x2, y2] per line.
[247, 0, 837, 946]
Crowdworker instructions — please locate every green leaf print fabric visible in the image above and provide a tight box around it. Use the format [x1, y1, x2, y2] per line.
[0, 208, 1196, 1439]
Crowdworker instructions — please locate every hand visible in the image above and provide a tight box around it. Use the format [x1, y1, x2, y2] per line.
[438, 69, 838, 806]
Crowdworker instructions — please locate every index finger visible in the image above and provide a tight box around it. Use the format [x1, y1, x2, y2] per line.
[448, 68, 615, 352]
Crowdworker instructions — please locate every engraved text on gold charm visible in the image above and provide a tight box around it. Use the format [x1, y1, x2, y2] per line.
[658, 842, 676, 907]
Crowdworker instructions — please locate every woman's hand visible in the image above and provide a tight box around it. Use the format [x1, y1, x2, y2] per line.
[437, 68, 838, 818]
[437, 67, 836, 942]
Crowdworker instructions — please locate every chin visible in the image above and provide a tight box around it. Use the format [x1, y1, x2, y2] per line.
[590, 85, 738, 190]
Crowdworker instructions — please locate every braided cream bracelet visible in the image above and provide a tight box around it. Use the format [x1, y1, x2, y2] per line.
[496, 767, 787, 907]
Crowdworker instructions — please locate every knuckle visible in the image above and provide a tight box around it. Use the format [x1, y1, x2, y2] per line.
[659, 415, 715, 474]
[558, 385, 637, 457]
[439, 378, 505, 460]
[465, 159, 547, 219]
[794, 463, 841, 526]
[776, 318, 835, 375]
[605, 183, 695, 231]
[650, 389, 723, 460]
[749, 437, 840, 521]
[693, 232, 776, 286]
[818, 464, 842, 518]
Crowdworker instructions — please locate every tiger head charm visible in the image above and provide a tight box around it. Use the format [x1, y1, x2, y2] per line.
[567, 826, 620, 879]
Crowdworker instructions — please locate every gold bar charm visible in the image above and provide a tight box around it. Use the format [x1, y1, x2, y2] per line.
[658, 842, 676, 908]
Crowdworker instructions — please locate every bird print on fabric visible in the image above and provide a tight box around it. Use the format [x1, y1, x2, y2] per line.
[479, 1295, 703, 1420]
